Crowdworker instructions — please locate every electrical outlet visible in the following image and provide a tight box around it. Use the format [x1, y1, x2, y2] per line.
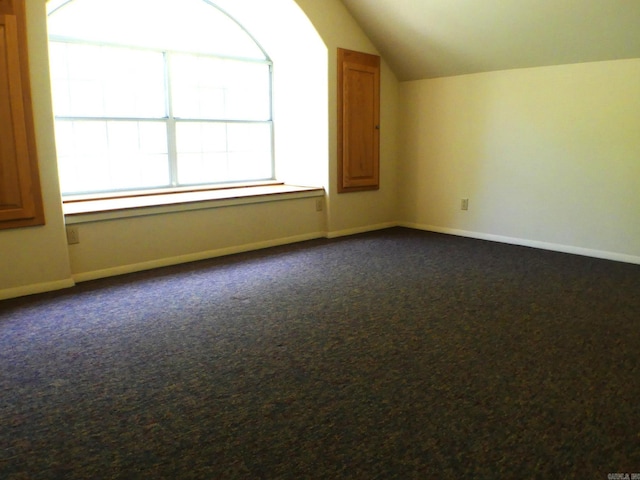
[461, 198, 469, 211]
[315, 198, 323, 212]
[66, 226, 80, 245]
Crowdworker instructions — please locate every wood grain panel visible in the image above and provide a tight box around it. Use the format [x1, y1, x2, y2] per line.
[0, 0, 15, 15]
[337, 48, 380, 193]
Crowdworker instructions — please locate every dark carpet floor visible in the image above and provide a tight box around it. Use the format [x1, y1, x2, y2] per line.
[1, 228, 639, 479]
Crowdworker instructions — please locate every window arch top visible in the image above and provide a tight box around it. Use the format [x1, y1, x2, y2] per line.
[47, 0, 268, 61]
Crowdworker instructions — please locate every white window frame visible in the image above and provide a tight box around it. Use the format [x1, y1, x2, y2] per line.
[47, 0, 276, 199]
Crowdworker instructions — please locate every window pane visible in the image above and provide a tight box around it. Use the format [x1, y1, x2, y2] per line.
[49, 42, 166, 118]
[171, 55, 271, 121]
[55, 120, 170, 194]
[227, 123, 273, 180]
[176, 122, 272, 185]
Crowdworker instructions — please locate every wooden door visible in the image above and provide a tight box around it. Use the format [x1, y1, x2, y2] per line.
[337, 48, 380, 193]
[0, 13, 34, 222]
[0, 0, 44, 229]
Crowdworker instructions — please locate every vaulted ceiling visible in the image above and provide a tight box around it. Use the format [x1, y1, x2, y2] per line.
[340, 0, 640, 81]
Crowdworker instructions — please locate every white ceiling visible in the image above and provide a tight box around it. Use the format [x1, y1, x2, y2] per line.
[339, 0, 640, 81]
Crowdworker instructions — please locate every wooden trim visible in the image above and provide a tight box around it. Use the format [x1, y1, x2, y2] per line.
[63, 184, 325, 221]
[63, 180, 284, 203]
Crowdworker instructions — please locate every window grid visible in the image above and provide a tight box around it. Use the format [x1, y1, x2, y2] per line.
[50, 39, 274, 196]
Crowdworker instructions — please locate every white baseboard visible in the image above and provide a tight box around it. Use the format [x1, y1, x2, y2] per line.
[76, 223, 401, 282]
[9, 223, 637, 299]
[400, 222, 640, 265]
[326, 222, 400, 239]
[0, 278, 75, 301]
[73, 231, 327, 283]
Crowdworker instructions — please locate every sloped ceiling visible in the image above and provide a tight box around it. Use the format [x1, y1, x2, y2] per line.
[340, 0, 640, 81]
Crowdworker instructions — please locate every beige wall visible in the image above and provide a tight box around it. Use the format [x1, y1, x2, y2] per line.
[0, 0, 72, 299]
[68, 199, 327, 282]
[0, 0, 400, 299]
[399, 59, 640, 262]
[6, 0, 637, 300]
[295, 0, 399, 236]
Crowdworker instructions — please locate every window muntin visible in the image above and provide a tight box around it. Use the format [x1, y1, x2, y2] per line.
[47, 0, 273, 196]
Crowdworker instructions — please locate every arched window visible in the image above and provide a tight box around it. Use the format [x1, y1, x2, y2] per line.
[47, 0, 274, 196]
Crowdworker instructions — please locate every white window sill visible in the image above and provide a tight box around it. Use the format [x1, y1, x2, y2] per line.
[63, 183, 325, 225]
